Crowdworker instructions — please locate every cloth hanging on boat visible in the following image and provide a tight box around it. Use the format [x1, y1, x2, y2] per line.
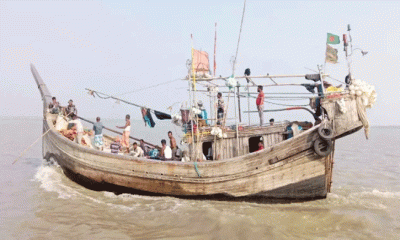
[141, 108, 156, 128]
[301, 84, 316, 94]
[200, 109, 208, 125]
[154, 110, 172, 120]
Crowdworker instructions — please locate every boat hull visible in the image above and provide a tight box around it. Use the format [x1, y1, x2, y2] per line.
[32, 63, 362, 200]
[42, 116, 334, 199]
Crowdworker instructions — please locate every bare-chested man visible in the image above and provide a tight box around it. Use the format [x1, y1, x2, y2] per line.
[168, 131, 177, 159]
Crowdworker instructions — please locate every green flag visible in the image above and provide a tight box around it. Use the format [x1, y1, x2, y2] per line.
[325, 44, 338, 64]
[327, 33, 340, 44]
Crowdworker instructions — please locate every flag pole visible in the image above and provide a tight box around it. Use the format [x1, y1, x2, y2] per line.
[212, 22, 217, 126]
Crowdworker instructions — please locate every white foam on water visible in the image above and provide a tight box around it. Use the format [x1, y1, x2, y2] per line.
[34, 163, 106, 205]
[362, 189, 400, 199]
[34, 164, 78, 199]
[34, 165, 202, 213]
[102, 191, 192, 213]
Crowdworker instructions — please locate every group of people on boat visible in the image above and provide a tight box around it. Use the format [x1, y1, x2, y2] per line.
[49, 99, 187, 160]
[48, 88, 312, 162]
[214, 85, 265, 127]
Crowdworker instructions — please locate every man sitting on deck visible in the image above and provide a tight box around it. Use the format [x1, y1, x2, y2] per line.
[110, 137, 122, 154]
[139, 139, 148, 156]
[160, 139, 172, 160]
[269, 118, 274, 126]
[69, 116, 84, 145]
[257, 141, 264, 151]
[66, 99, 77, 118]
[130, 142, 144, 158]
[93, 117, 104, 150]
[48, 97, 60, 114]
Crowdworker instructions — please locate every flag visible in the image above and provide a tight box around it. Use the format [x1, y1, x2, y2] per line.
[327, 33, 340, 44]
[325, 44, 338, 64]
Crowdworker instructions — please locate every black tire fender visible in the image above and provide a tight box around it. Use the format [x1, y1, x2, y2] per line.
[314, 138, 333, 157]
[318, 123, 334, 140]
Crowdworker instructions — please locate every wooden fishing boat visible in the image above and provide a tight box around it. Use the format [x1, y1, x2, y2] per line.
[31, 60, 370, 199]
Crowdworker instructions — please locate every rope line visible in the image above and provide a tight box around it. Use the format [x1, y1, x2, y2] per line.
[264, 99, 309, 107]
[116, 78, 181, 97]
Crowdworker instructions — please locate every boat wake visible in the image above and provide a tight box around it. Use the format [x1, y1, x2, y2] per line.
[33, 161, 190, 213]
[33, 162, 79, 199]
[356, 189, 400, 199]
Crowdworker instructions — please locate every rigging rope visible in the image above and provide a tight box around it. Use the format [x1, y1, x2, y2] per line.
[263, 99, 309, 107]
[116, 78, 181, 97]
[94, 91, 111, 99]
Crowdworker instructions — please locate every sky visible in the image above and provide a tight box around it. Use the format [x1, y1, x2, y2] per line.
[0, 1, 398, 126]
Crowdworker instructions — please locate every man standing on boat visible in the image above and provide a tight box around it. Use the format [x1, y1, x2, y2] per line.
[168, 131, 177, 159]
[256, 86, 265, 126]
[216, 92, 224, 125]
[116, 114, 131, 153]
[93, 117, 104, 150]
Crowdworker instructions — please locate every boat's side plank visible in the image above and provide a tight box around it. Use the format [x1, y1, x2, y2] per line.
[45, 116, 320, 182]
[56, 145, 326, 197]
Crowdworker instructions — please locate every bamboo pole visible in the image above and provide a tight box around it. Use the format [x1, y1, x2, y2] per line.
[182, 73, 330, 81]
[213, 22, 217, 77]
[78, 116, 157, 148]
[191, 83, 317, 88]
[247, 82, 250, 126]
[237, 86, 241, 122]
[193, 90, 316, 95]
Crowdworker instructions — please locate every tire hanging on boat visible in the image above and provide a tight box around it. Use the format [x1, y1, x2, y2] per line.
[313, 138, 333, 157]
[318, 122, 334, 140]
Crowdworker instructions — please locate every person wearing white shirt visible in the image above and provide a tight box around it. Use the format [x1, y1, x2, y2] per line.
[130, 142, 144, 158]
[161, 139, 172, 160]
[69, 116, 84, 144]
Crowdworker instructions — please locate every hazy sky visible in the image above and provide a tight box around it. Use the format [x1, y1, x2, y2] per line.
[1, 1, 398, 126]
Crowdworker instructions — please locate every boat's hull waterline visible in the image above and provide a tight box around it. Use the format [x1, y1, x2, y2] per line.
[32, 64, 363, 200]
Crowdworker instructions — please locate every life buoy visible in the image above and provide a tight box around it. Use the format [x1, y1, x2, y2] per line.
[314, 138, 333, 157]
[318, 122, 334, 140]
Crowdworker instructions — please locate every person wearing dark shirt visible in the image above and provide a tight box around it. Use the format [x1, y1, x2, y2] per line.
[110, 137, 122, 154]
[93, 117, 104, 150]
[139, 139, 148, 156]
[269, 118, 274, 126]
[216, 92, 224, 125]
[49, 97, 60, 114]
[66, 99, 77, 118]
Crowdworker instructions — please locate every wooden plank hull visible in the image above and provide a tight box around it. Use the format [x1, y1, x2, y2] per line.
[32, 64, 362, 200]
[42, 116, 333, 199]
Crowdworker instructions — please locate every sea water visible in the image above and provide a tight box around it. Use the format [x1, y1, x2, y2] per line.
[1, 117, 400, 239]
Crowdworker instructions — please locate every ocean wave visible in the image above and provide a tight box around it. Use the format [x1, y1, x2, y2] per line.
[358, 189, 400, 199]
[34, 164, 78, 199]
